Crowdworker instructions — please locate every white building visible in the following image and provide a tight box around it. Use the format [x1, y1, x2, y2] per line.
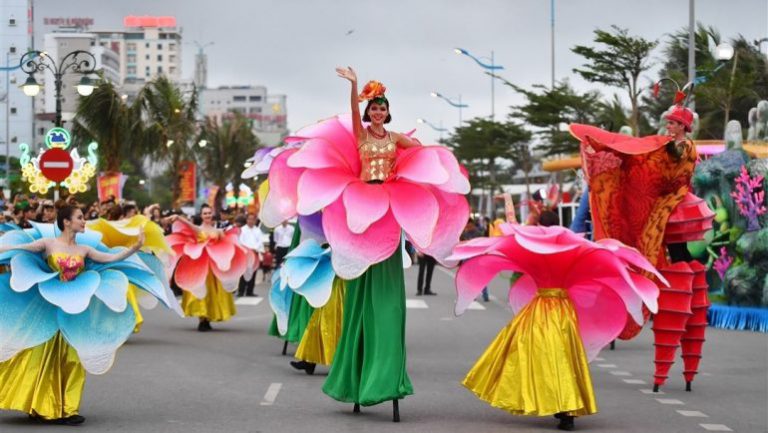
[200, 86, 288, 146]
[1, 0, 34, 162]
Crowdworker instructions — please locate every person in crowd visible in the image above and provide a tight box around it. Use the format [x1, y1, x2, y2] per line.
[237, 213, 265, 297]
[273, 220, 295, 268]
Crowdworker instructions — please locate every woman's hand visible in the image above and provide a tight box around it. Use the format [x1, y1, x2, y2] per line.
[135, 228, 146, 249]
[336, 66, 357, 84]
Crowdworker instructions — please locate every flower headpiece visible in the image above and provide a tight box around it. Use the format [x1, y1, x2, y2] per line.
[652, 77, 694, 107]
[358, 80, 387, 103]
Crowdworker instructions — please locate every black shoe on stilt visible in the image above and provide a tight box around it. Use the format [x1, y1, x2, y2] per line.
[610, 340, 616, 350]
[289, 361, 316, 375]
[353, 403, 361, 413]
[304, 362, 316, 375]
[289, 360, 305, 371]
[392, 399, 400, 423]
[282, 341, 288, 355]
[197, 320, 212, 332]
[653, 384, 660, 393]
[556, 414, 574, 431]
[685, 381, 692, 392]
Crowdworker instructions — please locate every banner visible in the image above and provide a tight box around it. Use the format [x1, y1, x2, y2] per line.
[207, 185, 219, 208]
[178, 161, 196, 204]
[97, 172, 127, 202]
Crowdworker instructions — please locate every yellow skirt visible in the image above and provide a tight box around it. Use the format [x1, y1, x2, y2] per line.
[0, 332, 86, 420]
[295, 279, 346, 365]
[463, 288, 597, 417]
[127, 284, 144, 333]
[182, 272, 237, 322]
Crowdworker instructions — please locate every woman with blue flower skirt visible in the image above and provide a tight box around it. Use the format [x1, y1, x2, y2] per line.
[0, 205, 180, 425]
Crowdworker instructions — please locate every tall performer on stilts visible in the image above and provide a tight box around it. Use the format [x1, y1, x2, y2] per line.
[0, 206, 181, 425]
[166, 205, 249, 332]
[450, 224, 664, 430]
[569, 80, 713, 393]
[260, 67, 470, 421]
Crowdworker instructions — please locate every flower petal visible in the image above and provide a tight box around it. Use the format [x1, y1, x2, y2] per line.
[298, 213, 326, 244]
[292, 259, 336, 308]
[269, 273, 293, 335]
[432, 147, 471, 194]
[569, 284, 629, 361]
[184, 241, 207, 260]
[9, 252, 59, 293]
[57, 299, 135, 375]
[0, 273, 58, 362]
[287, 137, 353, 171]
[93, 270, 129, 313]
[38, 270, 101, 315]
[322, 199, 400, 279]
[394, 147, 449, 185]
[385, 181, 438, 248]
[284, 257, 320, 289]
[0, 230, 36, 262]
[210, 247, 247, 292]
[290, 115, 360, 175]
[508, 273, 537, 314]
[295, 168, 355, 215]
[416, 187, 470, 265]
[174, 254, 210, 299]
[341, 181, 390, 234]
[261, 149, 303, 227]
[455, 255, 515, 315]
[206, 239, 236, 272]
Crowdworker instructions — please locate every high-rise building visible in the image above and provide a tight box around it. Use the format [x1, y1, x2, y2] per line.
[200, 86, 288, 146]
[1, 0, 34, 162]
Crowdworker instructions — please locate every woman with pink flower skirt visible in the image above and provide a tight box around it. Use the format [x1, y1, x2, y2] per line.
[259, 68, 470, 421]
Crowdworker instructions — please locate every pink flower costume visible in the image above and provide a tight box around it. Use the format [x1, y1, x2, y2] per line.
[260, 114, 470, 411]
[450, 224, 664, 426]
[166, 222, 249, 324]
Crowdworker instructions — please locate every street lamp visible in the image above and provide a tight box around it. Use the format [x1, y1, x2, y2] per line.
[19, 50, 99, 127]
[714, 43, 735, 61]
[454, 47, 505, 120]
[430, 91, 468, 125]
[416, 118, 448, 140]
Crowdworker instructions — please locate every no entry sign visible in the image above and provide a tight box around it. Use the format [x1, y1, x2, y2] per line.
[39, 148, 74, 182]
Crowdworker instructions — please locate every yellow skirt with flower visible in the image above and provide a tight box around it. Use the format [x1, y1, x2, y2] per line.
[0, 332, 86, 420]
[182, 273, 237, 322]
[463, 288, 597, 417]
[295, 278, 346, 365]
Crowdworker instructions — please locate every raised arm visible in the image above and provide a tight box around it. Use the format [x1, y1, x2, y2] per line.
[392, 132, 422, 149]
[172, 214, 202, 235]
[0, 238, 47, 255]
[85, 230, 145, 263]
[336, 66, 362, 140]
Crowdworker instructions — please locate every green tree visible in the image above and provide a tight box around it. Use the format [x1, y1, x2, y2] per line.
[197, 113, 260, 211]
[71, 79, 144, 174]
[136, 76, 199, 205]
[572, 25, 657, 135]
[444, 118, 532, 212]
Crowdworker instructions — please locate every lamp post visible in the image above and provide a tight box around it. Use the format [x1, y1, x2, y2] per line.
[416, 118, 447, 140]
[430, 91, 468, 125]
[19, 50, 98, 127]
[454, 48, 504, 120]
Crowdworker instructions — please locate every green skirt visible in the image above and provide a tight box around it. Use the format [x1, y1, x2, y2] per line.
[322, 247, 413, 405]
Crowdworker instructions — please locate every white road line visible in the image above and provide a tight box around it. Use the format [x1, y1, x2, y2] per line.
[640, 389, 664, 395]
[467, 301, 486, 310]
[610, 371, 632, 377]
[597, 364, 617, 368]
[260, 383, 282, 406]
[676, 410, 708, 417]
[699, 424, 733, 432]
[656, 398, 684, 405]
[406, 299, 428, 309]
[622, 379, 646, 384]
[594, 357, 605, 361]
[235, 297, 263, 306]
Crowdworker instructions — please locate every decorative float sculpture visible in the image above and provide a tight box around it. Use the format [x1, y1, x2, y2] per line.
[19, 127, 98, 195]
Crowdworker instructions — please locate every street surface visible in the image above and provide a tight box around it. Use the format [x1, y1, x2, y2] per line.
[1, 265, 766, 433]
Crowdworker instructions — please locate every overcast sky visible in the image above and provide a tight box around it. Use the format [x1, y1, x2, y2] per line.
[33, 0, 768, 143]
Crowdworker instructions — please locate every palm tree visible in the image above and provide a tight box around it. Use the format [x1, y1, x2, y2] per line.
[198, 113, 261, 211]
[136, 76, 199, 205]
[71, 79, 143, 174]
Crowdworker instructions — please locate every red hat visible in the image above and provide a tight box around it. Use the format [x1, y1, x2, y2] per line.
[665, 106, 694, 132]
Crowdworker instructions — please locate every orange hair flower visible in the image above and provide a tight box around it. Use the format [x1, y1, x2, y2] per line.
[358, 80, 387, 102]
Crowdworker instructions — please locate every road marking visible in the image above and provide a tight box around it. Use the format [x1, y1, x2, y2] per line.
[594, 357, 605, 361]
[260, 383, 282, 406]
[640, 389, 664, 395]
[676, 410, 708, 417]
[406, 299, 428, 309]
[656, 398, 684, 405]
[236, 297, 263, 306]
[597, 364, 617, 368]
[467, 301, 486, 310]
[699, 424, 733, 432]
[622, 379, 646, 384]
[610, 371, 632, 376]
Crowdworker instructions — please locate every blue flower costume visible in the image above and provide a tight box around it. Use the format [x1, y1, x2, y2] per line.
[0, 223, 180, 420]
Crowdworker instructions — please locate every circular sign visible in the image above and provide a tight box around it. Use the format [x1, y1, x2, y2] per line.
[39, 148, 74, 182]
[45, 127, 71, 149]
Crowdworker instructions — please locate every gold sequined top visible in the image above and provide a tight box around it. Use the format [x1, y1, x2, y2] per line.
[359, 129, 397, 182]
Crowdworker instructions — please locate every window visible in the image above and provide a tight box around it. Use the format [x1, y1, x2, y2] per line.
[157, 43, 162, 50]
[145, 54, 150, 60]
[157, 66, 163, 74]
[157, 54, 162, 61]
[169, 43, 176, 51]
[9, 75, 16, 84]
[11, 136, 17, 143]
[39, 128, 45, 135]
[233, 96, 246, 102]
[10, 107, 17, 114]
[249, 107, 262, 114]
[9, 17, 17, 26]
[9, 46, 16, 54]
[127, 54, 136, 63]
[127, 42, 136, 51]
[249, 95, 262, 102]
[169, 66, 177, 74]
[169, 55, 176, 63]
[127, 66, 137, 75]
[145, 42, 149, 48]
